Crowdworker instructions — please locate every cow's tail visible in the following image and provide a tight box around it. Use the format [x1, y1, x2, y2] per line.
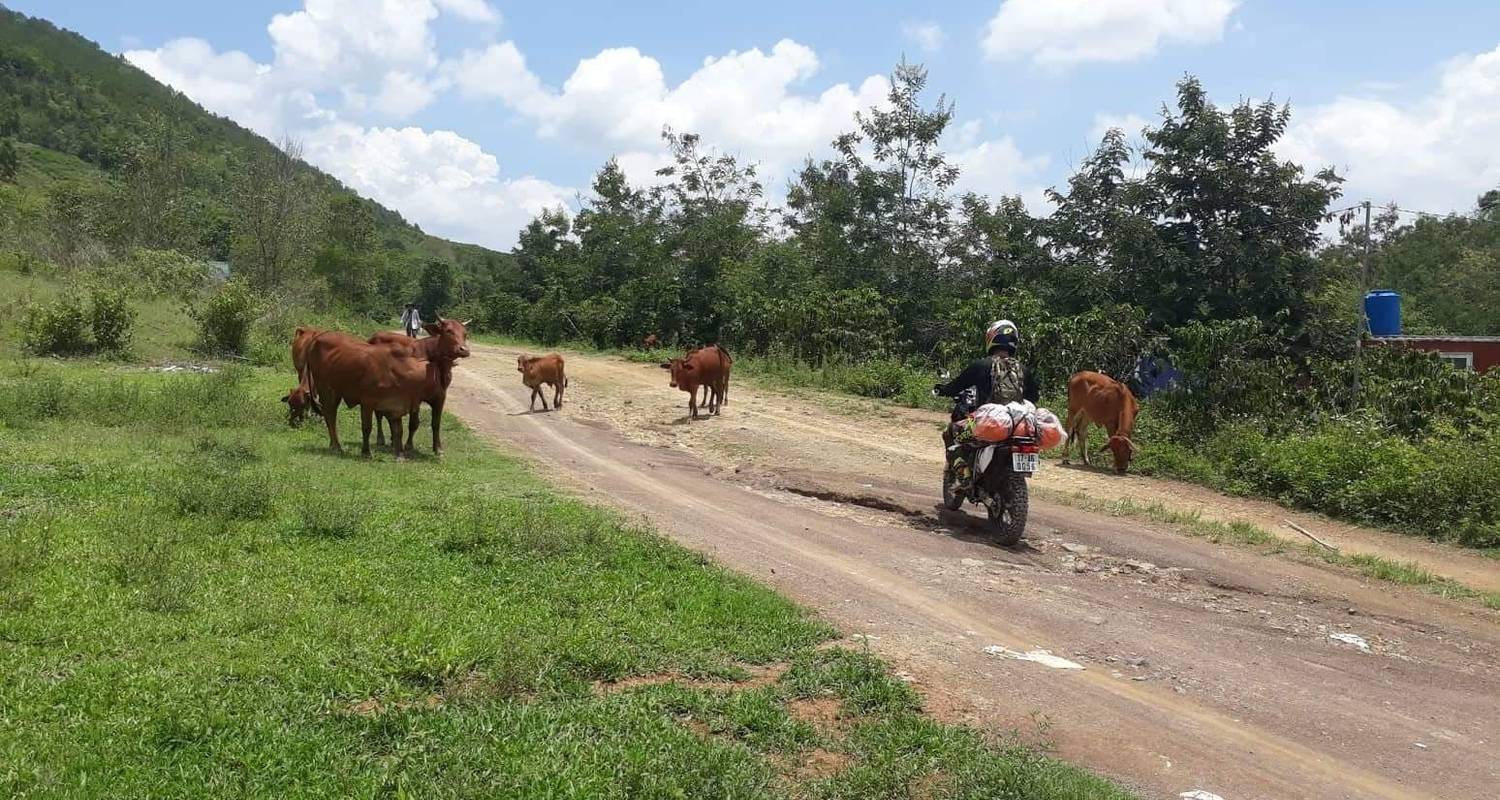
[1115, 384, 1137, 440]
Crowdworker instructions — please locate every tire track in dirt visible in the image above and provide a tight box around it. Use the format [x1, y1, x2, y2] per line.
[449, 345, 1500, 800]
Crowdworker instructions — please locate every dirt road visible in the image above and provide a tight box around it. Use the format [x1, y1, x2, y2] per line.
[448, 344, 1500, 800]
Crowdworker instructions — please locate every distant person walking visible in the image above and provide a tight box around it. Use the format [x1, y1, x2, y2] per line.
[400, 303, 423, 338]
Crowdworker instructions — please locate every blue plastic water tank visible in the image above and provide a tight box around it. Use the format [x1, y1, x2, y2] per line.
[1365, 290, 1401, 336]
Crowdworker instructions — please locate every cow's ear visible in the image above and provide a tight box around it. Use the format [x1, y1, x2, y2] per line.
[423, 322, 441, 336]
[659, 362, 671, 369]
[280, 393, 291, 404]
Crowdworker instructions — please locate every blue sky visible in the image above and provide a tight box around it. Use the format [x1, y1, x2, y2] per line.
[19, 1, 1500, 249]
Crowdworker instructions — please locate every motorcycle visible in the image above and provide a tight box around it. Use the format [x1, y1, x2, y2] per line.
[936, 384, 1038, 546]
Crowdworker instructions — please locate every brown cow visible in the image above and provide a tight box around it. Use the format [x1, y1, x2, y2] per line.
[367, 323, 468, 454]
[517, 353, 566, 411]
[1064, 370, 1140, 474]
[643, 334, 660, 349]
[299, 320, 471, 460]
[281, 326, 324, 425]
[661, 344, 732, 419]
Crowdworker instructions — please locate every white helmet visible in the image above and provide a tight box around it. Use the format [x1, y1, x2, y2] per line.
[985, 319, 1019, 352]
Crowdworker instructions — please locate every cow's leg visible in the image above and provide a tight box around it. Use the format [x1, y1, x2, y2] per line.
[359, 406, 374, 458]
[406, 408, 419, 451]
[528, 387, 538, 411]
[553, 381, 562, 409]
[1062, 412, 1078, 464]
[390, 414, 406, 461]
[429, 399, 444, 456]
[375, 414, 387, 447]
[1077, 420, 1091, 466]
[322, 392, 342, 452]
[689, 389, 698, 419]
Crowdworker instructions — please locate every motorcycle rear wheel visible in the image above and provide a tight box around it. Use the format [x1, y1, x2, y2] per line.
[941, 461, 964, 511]
[988, 474, 1029, 546]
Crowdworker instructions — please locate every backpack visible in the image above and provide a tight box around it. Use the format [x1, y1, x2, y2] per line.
[988, 356, 1025, 405]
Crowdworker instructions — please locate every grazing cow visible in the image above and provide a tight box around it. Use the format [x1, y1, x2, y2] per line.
[517, 353, 567, 411]
[367, 322, 469, 454]
[1064, 370, 1140, 474]
[643, 334, 660, 349]
[661, 344, 732, 419]
[281, 326, 325, 426]
[299, 321, 471, 460]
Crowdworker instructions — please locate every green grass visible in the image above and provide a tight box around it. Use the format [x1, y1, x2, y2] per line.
[1045, 489, 1500, 610]
[0, 267, 198, 363]
[15, 142, 101, 188]
[0, 361, 1134, 798]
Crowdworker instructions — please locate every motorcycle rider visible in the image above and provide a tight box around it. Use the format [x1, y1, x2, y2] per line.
[933, 320, 1040, 494]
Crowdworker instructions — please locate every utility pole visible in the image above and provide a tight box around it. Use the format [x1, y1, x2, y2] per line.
[1351, 199, 1372, 404]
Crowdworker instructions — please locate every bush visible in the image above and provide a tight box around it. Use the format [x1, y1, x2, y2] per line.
[191, 281, 258, 356]
[128, 248, 210, 300]
[20, 296, 88, 355]
[88, 286, 136, 352]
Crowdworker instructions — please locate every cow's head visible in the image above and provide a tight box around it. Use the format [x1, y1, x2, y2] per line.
[517, 354, 536, 372]
[1100, 435, 1138, 475]
[423, 317, 472, 360]
[660, 357, 695, 389]
[281, 386, 319, 426]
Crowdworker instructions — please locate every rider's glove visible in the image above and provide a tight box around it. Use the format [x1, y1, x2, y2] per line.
[931, 383, 945, 397]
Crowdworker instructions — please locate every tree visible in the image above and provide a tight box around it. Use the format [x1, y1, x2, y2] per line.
[230, 136, 319, 287]
[0, 137, 17, 183]
[108, 113, 191, 250]
[651, 130, 764, 343]
[1047, 77, 1343, 336]
[417, 259, 455, 318]
[785, 61, 960, 349]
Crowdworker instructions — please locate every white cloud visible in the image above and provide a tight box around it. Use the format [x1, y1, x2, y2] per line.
[902, 21, 946, 54]
[124, 0, 566, 249]
[982, 0, 1237, 66]
[434, 0, 499, 23]
[124, 37, 332, 136]
[950, 130, 1051, 210]
[373, 71, 436, 118]
[267, 0, 439, 85]
[1089, 112, 1150, 143]
[303, 125, 571, 249]
[1278, 45, 1500, 213]
[445, 38, 890, 192]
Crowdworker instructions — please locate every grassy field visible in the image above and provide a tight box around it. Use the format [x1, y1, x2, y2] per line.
[0, 361, 1133, 799]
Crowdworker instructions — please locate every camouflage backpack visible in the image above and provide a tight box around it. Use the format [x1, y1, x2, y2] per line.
[988, 356, 1025, 405]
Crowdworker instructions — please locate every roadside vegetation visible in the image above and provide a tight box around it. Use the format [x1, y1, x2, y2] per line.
[1047, 491, 1500, 610]
[0, 362, 1134, 798]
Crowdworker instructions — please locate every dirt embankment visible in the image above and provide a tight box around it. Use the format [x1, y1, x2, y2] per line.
[448, 343, 1500, 800]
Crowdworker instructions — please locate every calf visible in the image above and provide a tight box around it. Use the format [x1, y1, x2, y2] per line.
[517, 353, 567, 411]
[281, 326, 324, 425]
[661, 344, 732, 419]
[643, 334, 659, 349]
[1064, 370, 1140, 474]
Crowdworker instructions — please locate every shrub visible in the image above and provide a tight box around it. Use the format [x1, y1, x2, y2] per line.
[20, 296, 88, 355]
[191, 281, 258, 356]
[88, 286, 136, 352]
[128, 248, 210, 300]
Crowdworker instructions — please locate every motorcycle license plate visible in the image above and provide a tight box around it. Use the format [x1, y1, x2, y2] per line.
[1011, 452, 1039, 473]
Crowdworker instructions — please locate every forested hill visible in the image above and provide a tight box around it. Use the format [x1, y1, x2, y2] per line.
[0, 5, 516, 314]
